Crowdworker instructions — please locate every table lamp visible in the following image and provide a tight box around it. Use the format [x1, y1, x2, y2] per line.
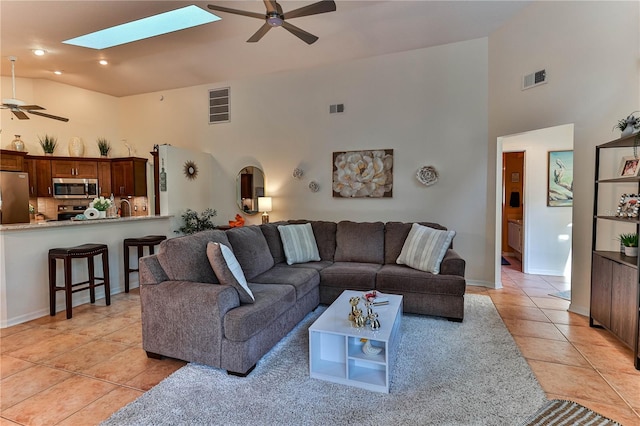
[258, 197, 272, 224]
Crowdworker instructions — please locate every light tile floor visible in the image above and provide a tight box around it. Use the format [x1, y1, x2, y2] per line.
[1, 259, 639, 425]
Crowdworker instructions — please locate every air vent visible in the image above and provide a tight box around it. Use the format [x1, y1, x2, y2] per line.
[522, 69, 547, 90]
[329, 103, 344, 114]
[209, 87, 230, 124]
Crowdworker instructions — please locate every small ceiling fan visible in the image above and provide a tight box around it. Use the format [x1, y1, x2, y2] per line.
[207, 0, 336, 45]
[1, 56, 69, 122]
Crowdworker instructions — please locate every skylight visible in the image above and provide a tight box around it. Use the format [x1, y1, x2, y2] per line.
[63, 5, 220, 50]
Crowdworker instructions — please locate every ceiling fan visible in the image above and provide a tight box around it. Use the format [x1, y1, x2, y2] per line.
[207, 0, 336, 45]
[1, 56, 69, 122]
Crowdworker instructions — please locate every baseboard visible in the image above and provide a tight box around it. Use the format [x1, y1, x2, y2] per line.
[466, 279, 498, 289]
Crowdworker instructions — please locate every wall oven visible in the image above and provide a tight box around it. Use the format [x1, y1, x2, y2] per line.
[52, 178, 99, 199]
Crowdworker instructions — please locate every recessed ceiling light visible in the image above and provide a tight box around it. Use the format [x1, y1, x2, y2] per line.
[33, 49, 46, 56]
[54, 71, 62, 75]
[99, 60, 108, 66]
[62, 5, 221, 50]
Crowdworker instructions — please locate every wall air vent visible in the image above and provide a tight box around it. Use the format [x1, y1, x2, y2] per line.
[522, 69, 547, 90]
[329, 103, 344, 114]
[209, 87, 230, 124]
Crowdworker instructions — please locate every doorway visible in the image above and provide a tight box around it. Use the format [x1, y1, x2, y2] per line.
[502, 151, 525, 271]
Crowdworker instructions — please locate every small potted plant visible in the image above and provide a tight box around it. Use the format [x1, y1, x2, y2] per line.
[618, 232, 638, 257]
[613, 111, 640, 137]
[91, 196, 112, 219]
[38, 134, 57, 155]
[176, 208, 217, 235]
[97, 137, 111, 157]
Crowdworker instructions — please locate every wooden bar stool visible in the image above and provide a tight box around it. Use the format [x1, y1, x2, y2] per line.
[48, 243, 110, 319]
[123, 235, 167, 292]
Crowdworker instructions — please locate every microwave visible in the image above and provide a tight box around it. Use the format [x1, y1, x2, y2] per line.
[52, 178, 99, 199]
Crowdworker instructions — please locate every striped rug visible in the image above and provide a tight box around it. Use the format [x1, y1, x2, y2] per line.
[522, 399, 621, 426]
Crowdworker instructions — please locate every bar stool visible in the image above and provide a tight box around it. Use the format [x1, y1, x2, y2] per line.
[123, 235, 167, 292]
[48, 243, 111, 319]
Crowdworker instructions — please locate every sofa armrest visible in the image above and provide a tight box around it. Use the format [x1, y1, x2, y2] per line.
[139, 254, 169, 285]
[141, 280, 240, 367]
[440, 249, 466, 277]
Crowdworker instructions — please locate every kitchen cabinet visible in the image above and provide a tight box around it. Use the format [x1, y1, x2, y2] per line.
[51, 159, 97, 178]
[24, 158, 37, 196]
[111, 158, 147, 197]
[35, 159, 53, 197]
[0, 149, 26, 172]
[97, 160, 112, 197]
[591, 133, 640, 369]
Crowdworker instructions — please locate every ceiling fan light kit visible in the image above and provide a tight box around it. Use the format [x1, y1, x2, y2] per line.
[207, 0, 336, 45]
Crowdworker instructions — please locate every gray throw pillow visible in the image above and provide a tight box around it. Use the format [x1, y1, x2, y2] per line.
[206, 242, 255, 303]
[278, 223, 321, 265]
[396, 223, 455, 274]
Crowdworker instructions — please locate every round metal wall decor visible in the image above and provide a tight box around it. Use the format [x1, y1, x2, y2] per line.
[183, 160, 198, 180]
[416, 166, 438, 186]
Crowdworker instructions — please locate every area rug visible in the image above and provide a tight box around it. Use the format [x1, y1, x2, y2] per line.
[521, 399, 621, 425]
[102, 294, 547, 426]
[549, 290, 571, 301]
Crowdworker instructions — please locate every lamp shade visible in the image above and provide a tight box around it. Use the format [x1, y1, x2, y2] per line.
[258, 197, 272, 212]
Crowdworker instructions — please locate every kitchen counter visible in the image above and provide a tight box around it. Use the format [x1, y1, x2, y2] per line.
[0, 215, 173, 328]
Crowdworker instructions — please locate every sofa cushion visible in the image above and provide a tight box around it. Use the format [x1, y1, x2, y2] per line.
[260, 222, 287, 264]
[376, 264, 465, 296]
[288, 220, 337, 261]
[226, 226, 275, 280]
[320, 262, 381, 290]
[334, 221, 384, 264]
[289, 260, 333, 271]
[278, 223, 321, 265]
[157, 230, 230, 283]
[396, 223, 455, 274]
[223, 283, 296, 342]
[251, 264, 319, 300]
[384, 222, 447, 264]
[206, 242, 254, 304]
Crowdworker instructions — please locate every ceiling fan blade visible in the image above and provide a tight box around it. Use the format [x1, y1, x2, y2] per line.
[284, 0, 336, 19]
[21, 105, 45, 111]
[207, 4, 265, 19]
[282, 21, 318, 45]
[11, 110, 29, 120]
[263, 0, 277, 14]
[28, 110, 70, 122]
[247, 23, 272, 43]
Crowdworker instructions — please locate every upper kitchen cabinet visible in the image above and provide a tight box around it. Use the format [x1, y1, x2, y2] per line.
[35, 159, 53, 197]
[0, 149, 27, 172]
[97, 159, 112, 197]
[111, 158, 147, 197]
[51, 159, 98, 178]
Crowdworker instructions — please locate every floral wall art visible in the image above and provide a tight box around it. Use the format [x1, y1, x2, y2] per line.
[332, 149, 393, 198]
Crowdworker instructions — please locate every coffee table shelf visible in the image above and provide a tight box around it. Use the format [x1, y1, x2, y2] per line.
[309, 290, 403, 393]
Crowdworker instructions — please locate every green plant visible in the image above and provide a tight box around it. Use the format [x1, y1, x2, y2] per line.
[618, 232, 638, 247]
[176, 208, 217, 235]
[92, 196, 112, 211]
[38, 134, 57, 154]
[97, 138, 111, 156]
[613, 111, 640, 132]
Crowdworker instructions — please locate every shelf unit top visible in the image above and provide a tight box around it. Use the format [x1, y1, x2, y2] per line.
[598, 133, 639, 149]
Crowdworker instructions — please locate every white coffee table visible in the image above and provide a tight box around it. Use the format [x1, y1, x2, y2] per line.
[309, 290, 403, 393]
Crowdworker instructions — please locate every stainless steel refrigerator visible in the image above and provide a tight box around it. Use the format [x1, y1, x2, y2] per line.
[0, 171, 30, 224]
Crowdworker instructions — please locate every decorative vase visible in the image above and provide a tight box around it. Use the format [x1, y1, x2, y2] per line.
[624, 246, 638, 257]
[98, 210, 106, 219]
[11, 135, 24, 152]
[68, 136, 84, 157]
[362, 339, 383, 356]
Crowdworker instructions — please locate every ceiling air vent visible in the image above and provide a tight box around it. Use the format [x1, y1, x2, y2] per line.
[522, 69, 547, 90]
[209, 87, 230, 124]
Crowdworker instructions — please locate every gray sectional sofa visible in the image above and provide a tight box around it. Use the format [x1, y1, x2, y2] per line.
[139, 220, 466, 375]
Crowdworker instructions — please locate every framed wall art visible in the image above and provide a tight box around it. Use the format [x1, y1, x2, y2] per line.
[547, 150, 573, 207]
[616, 193, 640, 218]
[332, 149, 393, 198]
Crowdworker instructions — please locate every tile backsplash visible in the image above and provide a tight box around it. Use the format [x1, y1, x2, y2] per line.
[34, 196, 149, 220]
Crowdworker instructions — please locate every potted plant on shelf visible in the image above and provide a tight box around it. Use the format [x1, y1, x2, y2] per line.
[97, 137, 111, 157]
[38, 134, 57, 155]
[613, 111, 640, 137]
[618, 232, 638, 257]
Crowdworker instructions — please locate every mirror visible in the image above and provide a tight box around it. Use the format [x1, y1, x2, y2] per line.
[236, 166, 265, 215]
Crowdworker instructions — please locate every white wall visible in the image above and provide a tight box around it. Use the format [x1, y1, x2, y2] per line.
[159, 145, 216, 232]
[501, 124, 573, 277]
[120, 38, 492, 285]
[489, 1, 640, 314]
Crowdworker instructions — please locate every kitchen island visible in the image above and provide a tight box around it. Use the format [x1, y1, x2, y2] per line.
[0, 215, 173, 328]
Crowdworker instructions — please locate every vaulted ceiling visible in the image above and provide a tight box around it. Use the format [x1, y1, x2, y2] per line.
[1, 1, 531, 97]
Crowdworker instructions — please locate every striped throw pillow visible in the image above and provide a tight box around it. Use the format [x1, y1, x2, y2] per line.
[396, 223, 455, 274]
[278, 223, 321, 265]
[206, 242, 255, 303]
